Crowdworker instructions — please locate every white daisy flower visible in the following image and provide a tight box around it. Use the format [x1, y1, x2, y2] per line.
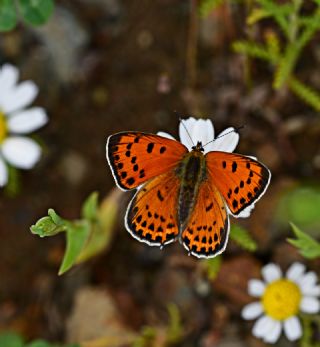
[0, 64, 48, 187]
[242, 262, 320, 343]
[157, 116, 240, 154]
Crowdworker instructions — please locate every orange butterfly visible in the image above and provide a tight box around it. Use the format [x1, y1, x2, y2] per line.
[106, 118, 271, 258]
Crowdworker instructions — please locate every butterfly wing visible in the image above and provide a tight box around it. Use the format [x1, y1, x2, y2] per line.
[107, 132, 188, 190]
[180, 179, 229, 258]
[205, 152, 271, 217]
[125, 170, 180, 246]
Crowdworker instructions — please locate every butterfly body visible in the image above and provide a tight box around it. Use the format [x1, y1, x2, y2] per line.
[175, 142, 207, 232]
[107, 123, 271, 259]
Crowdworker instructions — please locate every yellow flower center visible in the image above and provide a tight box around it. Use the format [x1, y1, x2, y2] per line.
[0, 111, 8, 143]
[262, 279, 302, 320]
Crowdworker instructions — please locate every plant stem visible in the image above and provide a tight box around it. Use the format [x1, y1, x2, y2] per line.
[288, 0, 302, 43]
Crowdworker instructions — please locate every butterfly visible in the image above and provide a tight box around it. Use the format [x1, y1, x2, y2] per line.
[106, 117, 271, 258]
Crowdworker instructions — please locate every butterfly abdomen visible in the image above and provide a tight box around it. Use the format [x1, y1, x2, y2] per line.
[176, 151, 207, 232]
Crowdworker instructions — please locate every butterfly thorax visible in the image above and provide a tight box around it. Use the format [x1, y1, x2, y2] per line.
[176, 146, 207, 233]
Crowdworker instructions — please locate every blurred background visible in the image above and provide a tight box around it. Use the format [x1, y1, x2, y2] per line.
[1, 0, 320, 346]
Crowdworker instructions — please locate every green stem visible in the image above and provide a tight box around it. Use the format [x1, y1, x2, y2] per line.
[288, 0, 302, 43]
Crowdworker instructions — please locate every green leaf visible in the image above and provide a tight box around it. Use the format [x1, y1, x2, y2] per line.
[230, 224, 257, 251]
[4, 165, 21, 197]
[0, 0, 17, 31]
[81, 191, 98, 221]
[0, 332, 24, 347]
[26, 341, 51, 347]
[273, 44, 300, 89]
[205, 256, 222, 280]
[265, 31, 281, 62]
[18, 0, 54, 26]
[77, 190, 119, 263]
[232, 41, 272, 61]
[255, 0, 292, 36]
[30, 209, 67, 237]
[132, 326, 156, 347]
[247, 8, 271, 25]
[288, 223, 320, 259]
[58, 221, 90, 275]
[166, 303, 182, 344]
[289, 76, 320, 111]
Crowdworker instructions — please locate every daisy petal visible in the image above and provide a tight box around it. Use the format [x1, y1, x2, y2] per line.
[0, 157, 8, 187]
[235, 204, 255, 218]
[248, 279, 265, 297]
[302, 285, 320, 297]
[1, 136, 42, 169]
[252, 315, 277, 339]
[284, 316, 302, 341]
[262, 263, 282, 283]
[263, 321, 282, 344]
[7, 107, 48, 134]
[298, 271, 320, 296]
[0, 64, 19, 99]
[300, 296, 320, 314]
[208, 127, 239, 153]
[1, 81, 38, 114]
[190, 119, 214, 152]
[241, 302, 263, 320]
[286, 262, 306, 282]
[157, 131, 176, 140]
[179, 117, 197, 150]
[298, 271, 317, 289]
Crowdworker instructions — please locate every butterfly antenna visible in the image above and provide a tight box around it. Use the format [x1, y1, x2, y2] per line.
[203, 125, 245, 148]
[179, 116, 195, 146]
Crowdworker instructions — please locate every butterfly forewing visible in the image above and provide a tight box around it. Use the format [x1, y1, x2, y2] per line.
[126, 171, 180, 246]
[180, 179, 229, 258]
[205, 152, 271, 216]
[107, 132, 188, 190]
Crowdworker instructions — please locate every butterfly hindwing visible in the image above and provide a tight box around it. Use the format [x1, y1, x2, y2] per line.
[107, 132, 188, 190]
[180, 180, 229, 258]
[205, 152, 271, 216]
[125, 171, 180, 246]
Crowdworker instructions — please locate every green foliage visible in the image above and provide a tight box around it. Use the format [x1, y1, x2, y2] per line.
[0, 0, 17, 32]
[230, 224, 257, 251]
[0, 332, 78, 347]
[58, 221, 90, 275]
[166, 303, 183, 344]
[18, 0, 54, 26]
[301, 314, 320, 347]
[287, 223, 320, 259]
[132, 327, 156, 347]
[4, 165, 21, 197]
[0, 0, 54, 31]
[205, 255, 222, 279]
[277, 185, 320, 230]
[232, 41, 272, 62]
[0, 332, 24, 347]
[232, 0, 320, 111]
[81, 191, 98, 222]
[30, 191, 118, 275]
[289, 76, 320, 111]
[31, 209, 67, 237]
